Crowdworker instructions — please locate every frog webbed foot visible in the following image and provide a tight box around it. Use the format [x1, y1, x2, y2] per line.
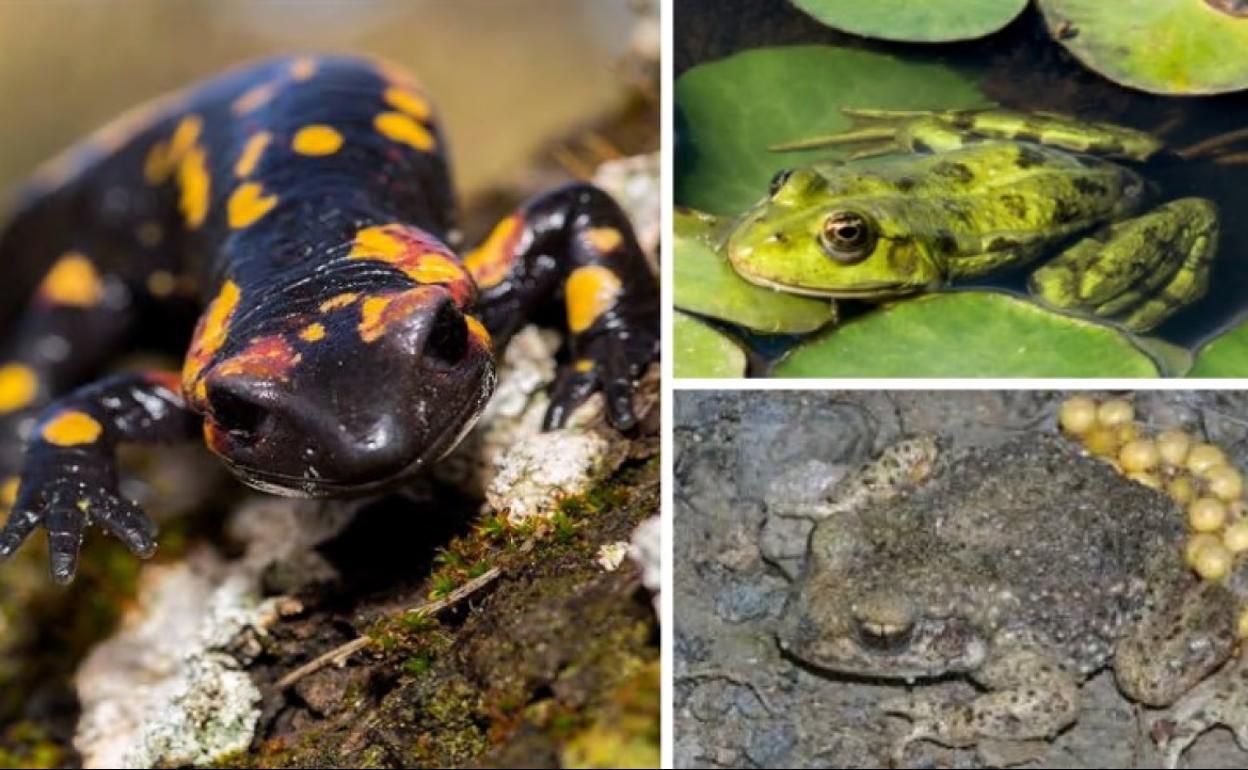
[881, 646, 1080, 763]
[1153, 653, 1248, 770]
[1028, 197, 1219, 332]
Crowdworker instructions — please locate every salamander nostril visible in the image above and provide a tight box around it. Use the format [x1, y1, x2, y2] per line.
[207, 382, 271, 439]
[424, 299, 468, 364]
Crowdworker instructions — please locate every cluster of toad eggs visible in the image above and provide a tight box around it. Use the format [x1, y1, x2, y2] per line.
[1059, 397, 1248, 596]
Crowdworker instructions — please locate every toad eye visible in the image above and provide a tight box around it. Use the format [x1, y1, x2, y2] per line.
[819, 210, 876, 264]
[854, 617, 915, 653]
[768, 168, 794, 196]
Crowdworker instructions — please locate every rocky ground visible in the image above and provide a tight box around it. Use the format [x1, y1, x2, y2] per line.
[674, 390, 1248, 769]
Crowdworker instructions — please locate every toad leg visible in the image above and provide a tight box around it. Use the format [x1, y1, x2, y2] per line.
[882, 645, 1079, 762]
[1154, 653, 1248, 770]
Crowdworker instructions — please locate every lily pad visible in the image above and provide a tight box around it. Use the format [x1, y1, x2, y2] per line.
[1038, 0, 1248, 95]
[771, 291, 1166, 377]
[674, 313, 748, 378]
[675, 46, 991, 215]
[673, 209, 836, 334]
[1189, 317, 1248, 376]
[791, 0, 1028, 43]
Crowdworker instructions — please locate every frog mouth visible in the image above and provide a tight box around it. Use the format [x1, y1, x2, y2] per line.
[735, 271, 929, 299]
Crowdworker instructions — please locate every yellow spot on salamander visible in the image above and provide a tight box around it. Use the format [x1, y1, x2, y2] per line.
[182, 280, 241, 404]
[292, 125, 343, 156]
[0, 364, 38, 414]
[464, 215, 522, 289]
[374, 111, 436, 152]
[319, 292, 359, 312]
[38, 252, 103, 307]
[407, 254, 466, 285]
[42, 410, 102, 447]
[565, 265, 622, 334]
[466, 316, 492, 348]
[586, 226, 623, 253]
[299, 323, 326, 342]
[228, 182, 279, 229]
[232, 80, 281, 115]
[177, 144, 211, 228]
[358, 296, 394, 343]
[289, 56, 319, 81]
[144, 114, 203, 185]
[574, 358, 594, 374]
[234, 131, 272, 178]
[383, 87, 431, 121]
[350, 225, 406, 260]
[0, 476, 17, 509]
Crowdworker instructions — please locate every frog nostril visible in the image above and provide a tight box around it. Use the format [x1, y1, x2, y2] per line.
[424, 299, 468, 365]
[207, 381, 273, 441]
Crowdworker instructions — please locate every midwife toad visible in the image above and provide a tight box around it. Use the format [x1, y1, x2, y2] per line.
[776, 433, 1248, 767]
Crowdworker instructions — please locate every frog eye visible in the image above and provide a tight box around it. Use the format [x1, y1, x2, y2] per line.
[768, 168, 794, 196]
[819, 211, 876, 264]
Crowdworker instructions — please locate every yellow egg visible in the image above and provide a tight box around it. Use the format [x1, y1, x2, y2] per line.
[1058, 396, 1098, 435]
[1119, 439, 1159, 473]
[1082, 427, 1120, 458]
[1187, 443, 1228, 475]
[1156, 429, 1192, 467]
[1096, 399, 1134, 428]
[1189, 497, 1228, 533]
[1192, 540, 1233, 581]
[1204, 465, 1244, 501]
[1115, 424, 1140, 444]
[1167, 476, 1195, 505]
[1185, 533, 1222, 567]
[1223, 520, 1248, 554]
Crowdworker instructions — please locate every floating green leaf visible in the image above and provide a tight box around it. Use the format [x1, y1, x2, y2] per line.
[771, 291, 1165, 377]
[675, 46, 991, 215]
[791, 0, 1028, 43]
[674, 313, 748, 378]
[1189, 317, 1248, 376]
[673, 209, 836, 334]
[1038, 0, 1248, 95]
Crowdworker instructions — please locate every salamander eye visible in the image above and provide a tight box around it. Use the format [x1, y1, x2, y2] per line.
[769, 168, 794, 196]
[819, 211, 876, 264]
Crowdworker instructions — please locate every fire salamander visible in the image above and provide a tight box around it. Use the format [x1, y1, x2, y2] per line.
[0, 55, 658, 583]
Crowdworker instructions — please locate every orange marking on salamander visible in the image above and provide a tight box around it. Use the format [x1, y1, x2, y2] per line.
[183, 280, 241, 408]
[464, 214, 525, 290]
[234, 131, 272, 178]
[176, 144, 211, 229]
[349, 224, 473, 306]
[0, 364, 38, 415]
[232, 80, 281, 115]
[289, 56, 319, 81]
[214, 335, 301, 381]
[356, 289, 443, 344]
[145, 114, 203, 185]
[565, 265, 623, 334]
[41, 410, 103, 447]
[465, 316, 492, 349]
[299, 323, 326, 342]
[37, 252, 104, 307]
[228, 182, 279, 229]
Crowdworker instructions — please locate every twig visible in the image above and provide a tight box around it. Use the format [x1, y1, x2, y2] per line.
[1214, 151, 1248, 166]
[1175, 126, 1248, 159]
[275, 566, 503, 690]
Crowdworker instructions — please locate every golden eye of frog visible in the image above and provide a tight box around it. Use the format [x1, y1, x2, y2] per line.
[726, 109, 1219, 332]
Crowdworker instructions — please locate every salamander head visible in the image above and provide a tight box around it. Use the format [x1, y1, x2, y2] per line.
[189, 284, 495, 497]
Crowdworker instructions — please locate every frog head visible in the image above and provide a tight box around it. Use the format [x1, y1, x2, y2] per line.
[726, 167, 946, 297]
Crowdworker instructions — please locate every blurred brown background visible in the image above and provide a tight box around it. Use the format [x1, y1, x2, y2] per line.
[0, 0, 637, 201]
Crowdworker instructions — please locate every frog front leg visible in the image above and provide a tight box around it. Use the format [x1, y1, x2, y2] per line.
[882, 644, 1080, 761]
[0, 371, 199, 582]
[1154, 653, 1248, 770]
[1029, 197, 1218, 332]
[464, 183, 658, 430]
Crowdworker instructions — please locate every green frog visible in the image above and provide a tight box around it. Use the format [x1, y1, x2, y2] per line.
[725, 109, 1219, 332]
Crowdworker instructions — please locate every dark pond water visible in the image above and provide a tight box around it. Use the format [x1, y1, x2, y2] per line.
[676, 0, 1248, 370]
